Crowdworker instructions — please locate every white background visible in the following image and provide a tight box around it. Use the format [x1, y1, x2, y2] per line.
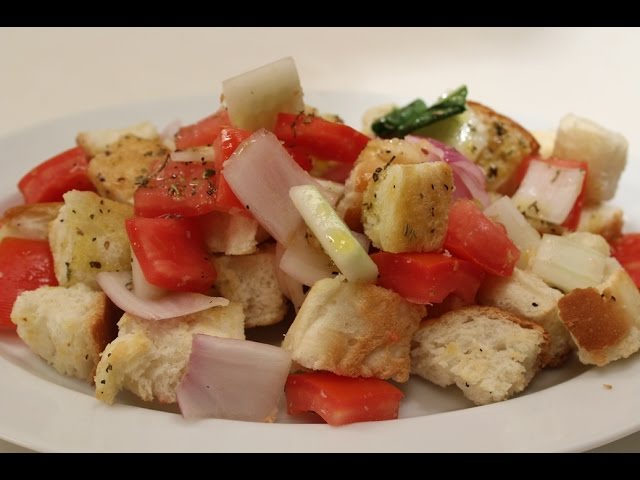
[0, 26, 638, 453]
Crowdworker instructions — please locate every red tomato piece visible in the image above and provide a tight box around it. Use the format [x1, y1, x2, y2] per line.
[212, 128, 252, 215]
[285, 372, 404, 426]
[513, 156, 588, 231]
[133, 161, 218, 218]
[444, 199, 520, 277]
[371, 252, 485, 304]
[611, 233, 640, 288]
[175, 109, 232, 150]
[126, 217, 216, 293]
[284, 144, 313, 171]
[18, 147, 95, 204]
[274, 113, 370, 164]
[0, 238, 58, 330]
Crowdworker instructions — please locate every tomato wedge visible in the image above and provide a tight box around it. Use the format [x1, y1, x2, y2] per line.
[513, 156, 588, 231]
[18, 147, 95, 204]
[126, 217, 216, 293]
[285, 372, 404, 426]
[133, 160, 218, 218]
[371, 252, 485, 304]
[274, 113, 370, 164]
[174, 109, 232, 150]
[611, 233, 640, 288]
[444, 199, 520, 277]
[0, 237, 58, 330]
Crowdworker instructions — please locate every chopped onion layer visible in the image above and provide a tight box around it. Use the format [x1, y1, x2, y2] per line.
[176, 334, 292, 421]
[274, 242, 307, 311]
[223, 129, 334, 245]
[280, 228, 336, 286]
[96, 271, 228, 320]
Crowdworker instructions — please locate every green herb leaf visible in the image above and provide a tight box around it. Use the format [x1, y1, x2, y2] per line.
[372, 85, 468, 139]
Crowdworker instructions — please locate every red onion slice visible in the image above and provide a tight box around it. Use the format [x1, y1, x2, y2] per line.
[223, 129, 335, 246]
[170, 146, 216, 163]
[405, 135, 490, 207]
[96, 271, 228, 320]
[176, 334, 292, 421]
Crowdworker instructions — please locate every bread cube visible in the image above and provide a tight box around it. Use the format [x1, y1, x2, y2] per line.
[553, 114, 628, 203]
[11, 283, 118, 381]
[282, 276, 426, 382]
[88, 135, 168, 204]
[0, 202, 62, 241]
[76, 121, 158, 157]
[95, 302, 245, 404]
[411, 306, 549, 405]
[362, 162, 453, 253]
[213, 244, 288, 328]
[49, 190, 134, 289]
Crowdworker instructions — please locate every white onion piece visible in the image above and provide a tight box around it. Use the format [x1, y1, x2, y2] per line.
[223, 129, 335, 245]
[531, 234, 607, 292]
[512, 160, 585, 225]
[170, 146, 216, 163]
[290, 185, 378, 283]
[131, 249, 166, 300]
[484, 196, 541, 269]
[177, 334, 292, 421]
[316, 179, 346, 205]
[280, 229, 336, 286]
[222, 56, 304, 132]
[274, 243, 306, 312]
[405, 135, 490, 207]
[96, 271, 228, 320]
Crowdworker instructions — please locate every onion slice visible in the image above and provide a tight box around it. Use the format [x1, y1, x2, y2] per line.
[280, 228, 336, 286]
[96, 271, 228, 320]
[274, 243, 307, 311]
[170, 146, 216, 163]
[405, 135, 490, 207]
[176, 334, 292, 421]
[223, 129, 335, 245]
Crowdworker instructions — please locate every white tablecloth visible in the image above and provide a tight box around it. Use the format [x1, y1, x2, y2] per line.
[1, 26, 638, 453]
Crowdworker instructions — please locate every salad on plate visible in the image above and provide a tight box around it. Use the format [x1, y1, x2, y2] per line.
[1, 57, 639, 427]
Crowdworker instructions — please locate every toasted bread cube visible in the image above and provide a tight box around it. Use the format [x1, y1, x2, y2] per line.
[95, 303, 244, 404]
[553, 114, 628, 203]
[0, 202, 62, 241]
[88, 135, 168, 204]
[202, 211, 263, 256]
[49, 190, 133, 289]
[10, 283, 118, 381]
[478, 269, 572, 367]
[532, 130, 556, 158]
[213, 244, 288, 328]
[337, 138, 426, 231]
[411, 306, 549, 405]
[76, 121, 158, 158]
[362, 162, 453, 253]
[282, 276, 426, 382]
[558, 268, 640, 366]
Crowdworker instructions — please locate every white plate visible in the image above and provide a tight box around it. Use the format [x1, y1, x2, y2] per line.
[1, 92, 639, 453]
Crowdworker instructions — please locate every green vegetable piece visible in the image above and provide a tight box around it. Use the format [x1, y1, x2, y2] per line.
[372, 85, 468, 139]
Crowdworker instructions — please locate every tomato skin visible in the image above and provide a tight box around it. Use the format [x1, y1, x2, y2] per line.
[444, 199, 520, 277]
[513, 156, 588, 231]
[133, 161, 218, 218]
[175, 109, 231, 150]
[611, 233, 640, 288]
[0, 237, 58, 330]
[274, 113, 370, 164]
[18, 147, 95, 204]
[285, 372, 404, 426]
[371, 252, 485, 305]
[126, 217, 216, 293]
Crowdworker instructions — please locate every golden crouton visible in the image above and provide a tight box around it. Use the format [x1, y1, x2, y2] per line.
[88, 135, 168, 204]
[362, 162, 453, 253]
[49, 190, 134, 289]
